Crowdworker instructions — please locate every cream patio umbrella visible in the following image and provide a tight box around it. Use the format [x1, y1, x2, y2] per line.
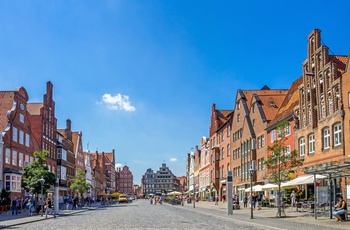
[168, 191, 182, 196]
[244, 185, 263, 192]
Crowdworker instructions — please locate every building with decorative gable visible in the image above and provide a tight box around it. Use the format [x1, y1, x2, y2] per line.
[0, 87, 39, 199]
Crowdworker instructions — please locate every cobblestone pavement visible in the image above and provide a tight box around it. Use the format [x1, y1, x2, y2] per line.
[0, 199, 349, 229]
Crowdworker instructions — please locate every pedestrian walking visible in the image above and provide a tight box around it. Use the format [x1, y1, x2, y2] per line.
[26, 199, 34, 216]
[222, 194, 226, 203]
[72, 197, 78, 210]
[243, 194, 248, 208]
[257, 192, 263, 210]
[252, 192, 257, 210]
[11, 197, 18, 215]
[44, 198, 56, 218]
[37, 197, 45, 214]
[1, 198, 8, 213]
[215, 195, 219, 205]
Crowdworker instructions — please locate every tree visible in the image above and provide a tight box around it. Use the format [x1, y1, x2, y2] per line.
[70, 168, 92, 197]
[264, 121, 304, 218]
[22, 150, 56, 197]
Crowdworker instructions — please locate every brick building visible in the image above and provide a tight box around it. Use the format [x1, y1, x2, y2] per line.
[0, 87, 39, 199]
[103, 150, 116, 194]
[198, 137, 210, 200]
[230, 88, 287, 199]
[208, 104, 232, 199]
[27, 81, 57, 176]
[57, 119, 76, 196]
[118, 165, 134, 194]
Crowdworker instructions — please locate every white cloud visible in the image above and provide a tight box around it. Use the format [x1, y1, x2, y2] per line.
[115, 163, 123, 170]
[99, 93, 136, 111]
[169, 158, 178, 162]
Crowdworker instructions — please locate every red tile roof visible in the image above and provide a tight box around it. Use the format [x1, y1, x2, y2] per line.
[268, 76, 303, 128]
[27, 103, 43, 115]
[329, 55, 348, 75]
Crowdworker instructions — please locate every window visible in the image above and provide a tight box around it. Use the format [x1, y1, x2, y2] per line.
[227, 144, 230, 156]
[299, 137, 305, 157]
[252, 119, 255, 127]
[19, 153, 23, 167]
[285, 145, 291, 155]
[261, 135, 265, 147]
[321, 105, 325, 119]
[334, 123, 342, 146]
[277, 128, 282, 139]
[328, 99, 333, 115]
[227, 163, 230, 172]
[19, 130, 24, 144]
[20, 114, 24, 123]
[285, 123, 290, 136]
[308, 133, 315, 154]
[13, 127, 18, 142]
[5, 174, 22, 192]
[271, 130, 276, 143]
[237, 114, 240, 122]
[323, 127, 330, 149]
[5, 148, 11, 164]
[221, 148, 224, 159]
[261, 158, 265, 170]
[12, 150, 17, 166]
[25, 133, 30, 147]
[258, 137, 261, 149]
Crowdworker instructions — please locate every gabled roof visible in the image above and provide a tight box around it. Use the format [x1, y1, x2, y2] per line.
[268, 76, 303, 129]
[0, 91, 14, 131]
[104, 152, 114, 164]
[255, 92, 288, 121]
[329, 55, 348, 75]
[27, 103, 43, 115]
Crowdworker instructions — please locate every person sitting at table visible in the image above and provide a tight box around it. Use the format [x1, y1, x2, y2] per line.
[333, 196, 347, 222]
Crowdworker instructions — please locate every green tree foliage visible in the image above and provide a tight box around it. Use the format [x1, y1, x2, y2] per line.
[264, 121, 304, 217]
[21, 150, 56, 196]
[70, 168, 92, 197]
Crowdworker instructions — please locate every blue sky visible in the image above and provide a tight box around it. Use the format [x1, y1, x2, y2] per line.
[1, 1, 350, 184]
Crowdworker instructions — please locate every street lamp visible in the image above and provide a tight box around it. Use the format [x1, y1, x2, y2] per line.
[249, 160, 256, 219]
[40, 176, 45, 216]
[191, 151, 195, 208]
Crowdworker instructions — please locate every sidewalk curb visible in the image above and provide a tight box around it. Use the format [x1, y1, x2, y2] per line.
[0, 206, 99, 229]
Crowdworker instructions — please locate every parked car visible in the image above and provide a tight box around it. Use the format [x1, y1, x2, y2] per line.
[119, 194, 128, 203]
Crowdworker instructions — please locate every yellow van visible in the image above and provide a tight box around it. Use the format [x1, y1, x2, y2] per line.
[119, 194, 128, 203]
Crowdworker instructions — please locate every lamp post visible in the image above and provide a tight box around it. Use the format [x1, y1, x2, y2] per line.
[191, 151, 195, 208]
[249, 160, 256, 219]
[40, 176, 45, 216]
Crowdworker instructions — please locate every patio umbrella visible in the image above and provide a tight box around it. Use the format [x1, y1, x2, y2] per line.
[261, 183, 279, 191]
[244, 185, 263, 192]
[168, 191, 182, 196]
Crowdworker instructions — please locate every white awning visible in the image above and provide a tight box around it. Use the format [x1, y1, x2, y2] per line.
[282, 174, 327, 187]
[245, 185, 263, 192]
